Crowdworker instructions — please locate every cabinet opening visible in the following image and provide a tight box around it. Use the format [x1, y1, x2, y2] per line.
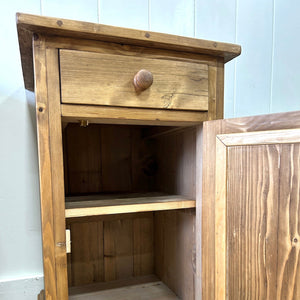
[63, 123, 197, 299]
[63, 123, 196, 216]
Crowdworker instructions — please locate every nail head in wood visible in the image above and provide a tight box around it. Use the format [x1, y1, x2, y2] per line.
[133, 69, 153, 92]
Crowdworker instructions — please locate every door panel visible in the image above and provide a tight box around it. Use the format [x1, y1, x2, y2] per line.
[201, 111, 300, 300]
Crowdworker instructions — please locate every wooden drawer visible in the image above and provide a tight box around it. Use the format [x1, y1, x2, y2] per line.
[59, 49, 209, 111]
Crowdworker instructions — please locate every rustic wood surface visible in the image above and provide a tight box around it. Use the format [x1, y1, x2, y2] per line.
[60, 49, 208, 111]
[214, 137, 227, 299]
[201, 110, 300, 300]
[155, 210, 196, 300]
[68, 274, 159, 295]
[45, 35, 220, 66]
[67, 213, 154, 287]
[45, 47, 69, 300]
[34, 36, 60, 299]
[154, 126, 196, 198]
[65, 194, 195, 218]
[69, 280, 179, 299]
[226, 143, 300, 299]
[17, 13, 241, 91]
[195, 124, 203, 300]
[61, 104, 208, 126]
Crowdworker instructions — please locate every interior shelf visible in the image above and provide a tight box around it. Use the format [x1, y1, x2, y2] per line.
[65, 192, 195, 218]
[69, 276, 179, 300]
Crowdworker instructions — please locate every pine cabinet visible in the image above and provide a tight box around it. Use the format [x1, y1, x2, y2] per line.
[17, 13, 300, 300]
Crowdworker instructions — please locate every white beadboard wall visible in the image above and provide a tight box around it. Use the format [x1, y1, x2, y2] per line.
[0, 0, 300, 298]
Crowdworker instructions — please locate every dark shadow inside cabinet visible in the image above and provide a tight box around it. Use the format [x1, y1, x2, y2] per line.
[62, 123, 197, 299]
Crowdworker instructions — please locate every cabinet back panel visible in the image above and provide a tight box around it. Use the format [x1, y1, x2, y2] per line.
[67, 212, 154, 287]
[63, 124, 196, 197]
[63, 124, 156, 195]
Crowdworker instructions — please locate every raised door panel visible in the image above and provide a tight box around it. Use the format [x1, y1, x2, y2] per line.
[201, 111, 300, 300]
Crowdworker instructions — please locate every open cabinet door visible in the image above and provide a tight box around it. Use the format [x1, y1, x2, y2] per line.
[201, 111, 300, 300]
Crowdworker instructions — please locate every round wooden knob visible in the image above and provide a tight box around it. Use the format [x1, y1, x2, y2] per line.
[133, 69, 153, 92]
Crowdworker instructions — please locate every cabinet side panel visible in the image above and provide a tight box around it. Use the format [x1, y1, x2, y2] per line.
[154, 210, 195, 299]
[154, 127, 196, 198]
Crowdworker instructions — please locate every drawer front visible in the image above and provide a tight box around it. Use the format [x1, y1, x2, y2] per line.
[59, 49, 209, 111]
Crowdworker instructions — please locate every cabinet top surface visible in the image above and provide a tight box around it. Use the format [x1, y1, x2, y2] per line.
[17, 12, 241, 91]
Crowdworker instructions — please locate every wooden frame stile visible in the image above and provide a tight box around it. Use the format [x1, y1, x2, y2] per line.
[214, 136, 227, 300]
[208, 59, 224, 121]
[34, 35, 68, 300]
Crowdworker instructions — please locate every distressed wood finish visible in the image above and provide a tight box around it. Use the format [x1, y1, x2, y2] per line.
[155, 210, 196, 300]
[226, 144, 300, 299]
[33, 37, 68, 299]
[45, 48, 68, 300]
[68, 275, 159, 296]
[17, 13, 241, 91]
[67, 213, 154, 287]
[202, 110, 300, 300]
[60, 49, 208, 111]
[69, 280, 179, 300]
[69, 221, 103, 286]
[61, 104, 207, 126]
[65, 194, 195, 218]
[33, 36, 57, 299]
[17, 13, 242, 300]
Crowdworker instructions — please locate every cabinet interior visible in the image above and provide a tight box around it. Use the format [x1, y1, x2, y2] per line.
[63, 123, 197, 299]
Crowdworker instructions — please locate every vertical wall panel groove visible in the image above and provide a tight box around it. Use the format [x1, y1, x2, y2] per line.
[269, 0, 275, 113]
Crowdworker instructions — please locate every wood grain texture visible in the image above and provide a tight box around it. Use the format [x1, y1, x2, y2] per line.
[33, 38, 68, 300]
[69, 274, 159, 295]
[218, 128, 300, 146]
[104, 218, 134, 282]
[100, 126, 132, 192]
[65, 194, 195, 218]
[33, 36, 58, 300]
[155, 210, 196, 299]
[201, 110, 300, 300]
[207, 59, 224, 120]
[69, 280, 179, 299]
[61, 104, 208, 126]
[17, 13, 241, 91]
[195, 124, 203, 300]
[63, 124, 158, 196]
[69, 221, 103, 286]
[60, 49, 209, 111]
[227, 144, 300, 299]
[154, 127, 196, 199]
[67, 213, 154, 287]
[45, 35, 220, 66]
[133, 217, 154, 276]
[45, 48, 68, 300]
[214, 138, 227, 300]
[64, 124, 102, 194]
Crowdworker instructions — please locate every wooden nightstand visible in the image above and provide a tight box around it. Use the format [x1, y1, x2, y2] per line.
[18, 12, 300, 300]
